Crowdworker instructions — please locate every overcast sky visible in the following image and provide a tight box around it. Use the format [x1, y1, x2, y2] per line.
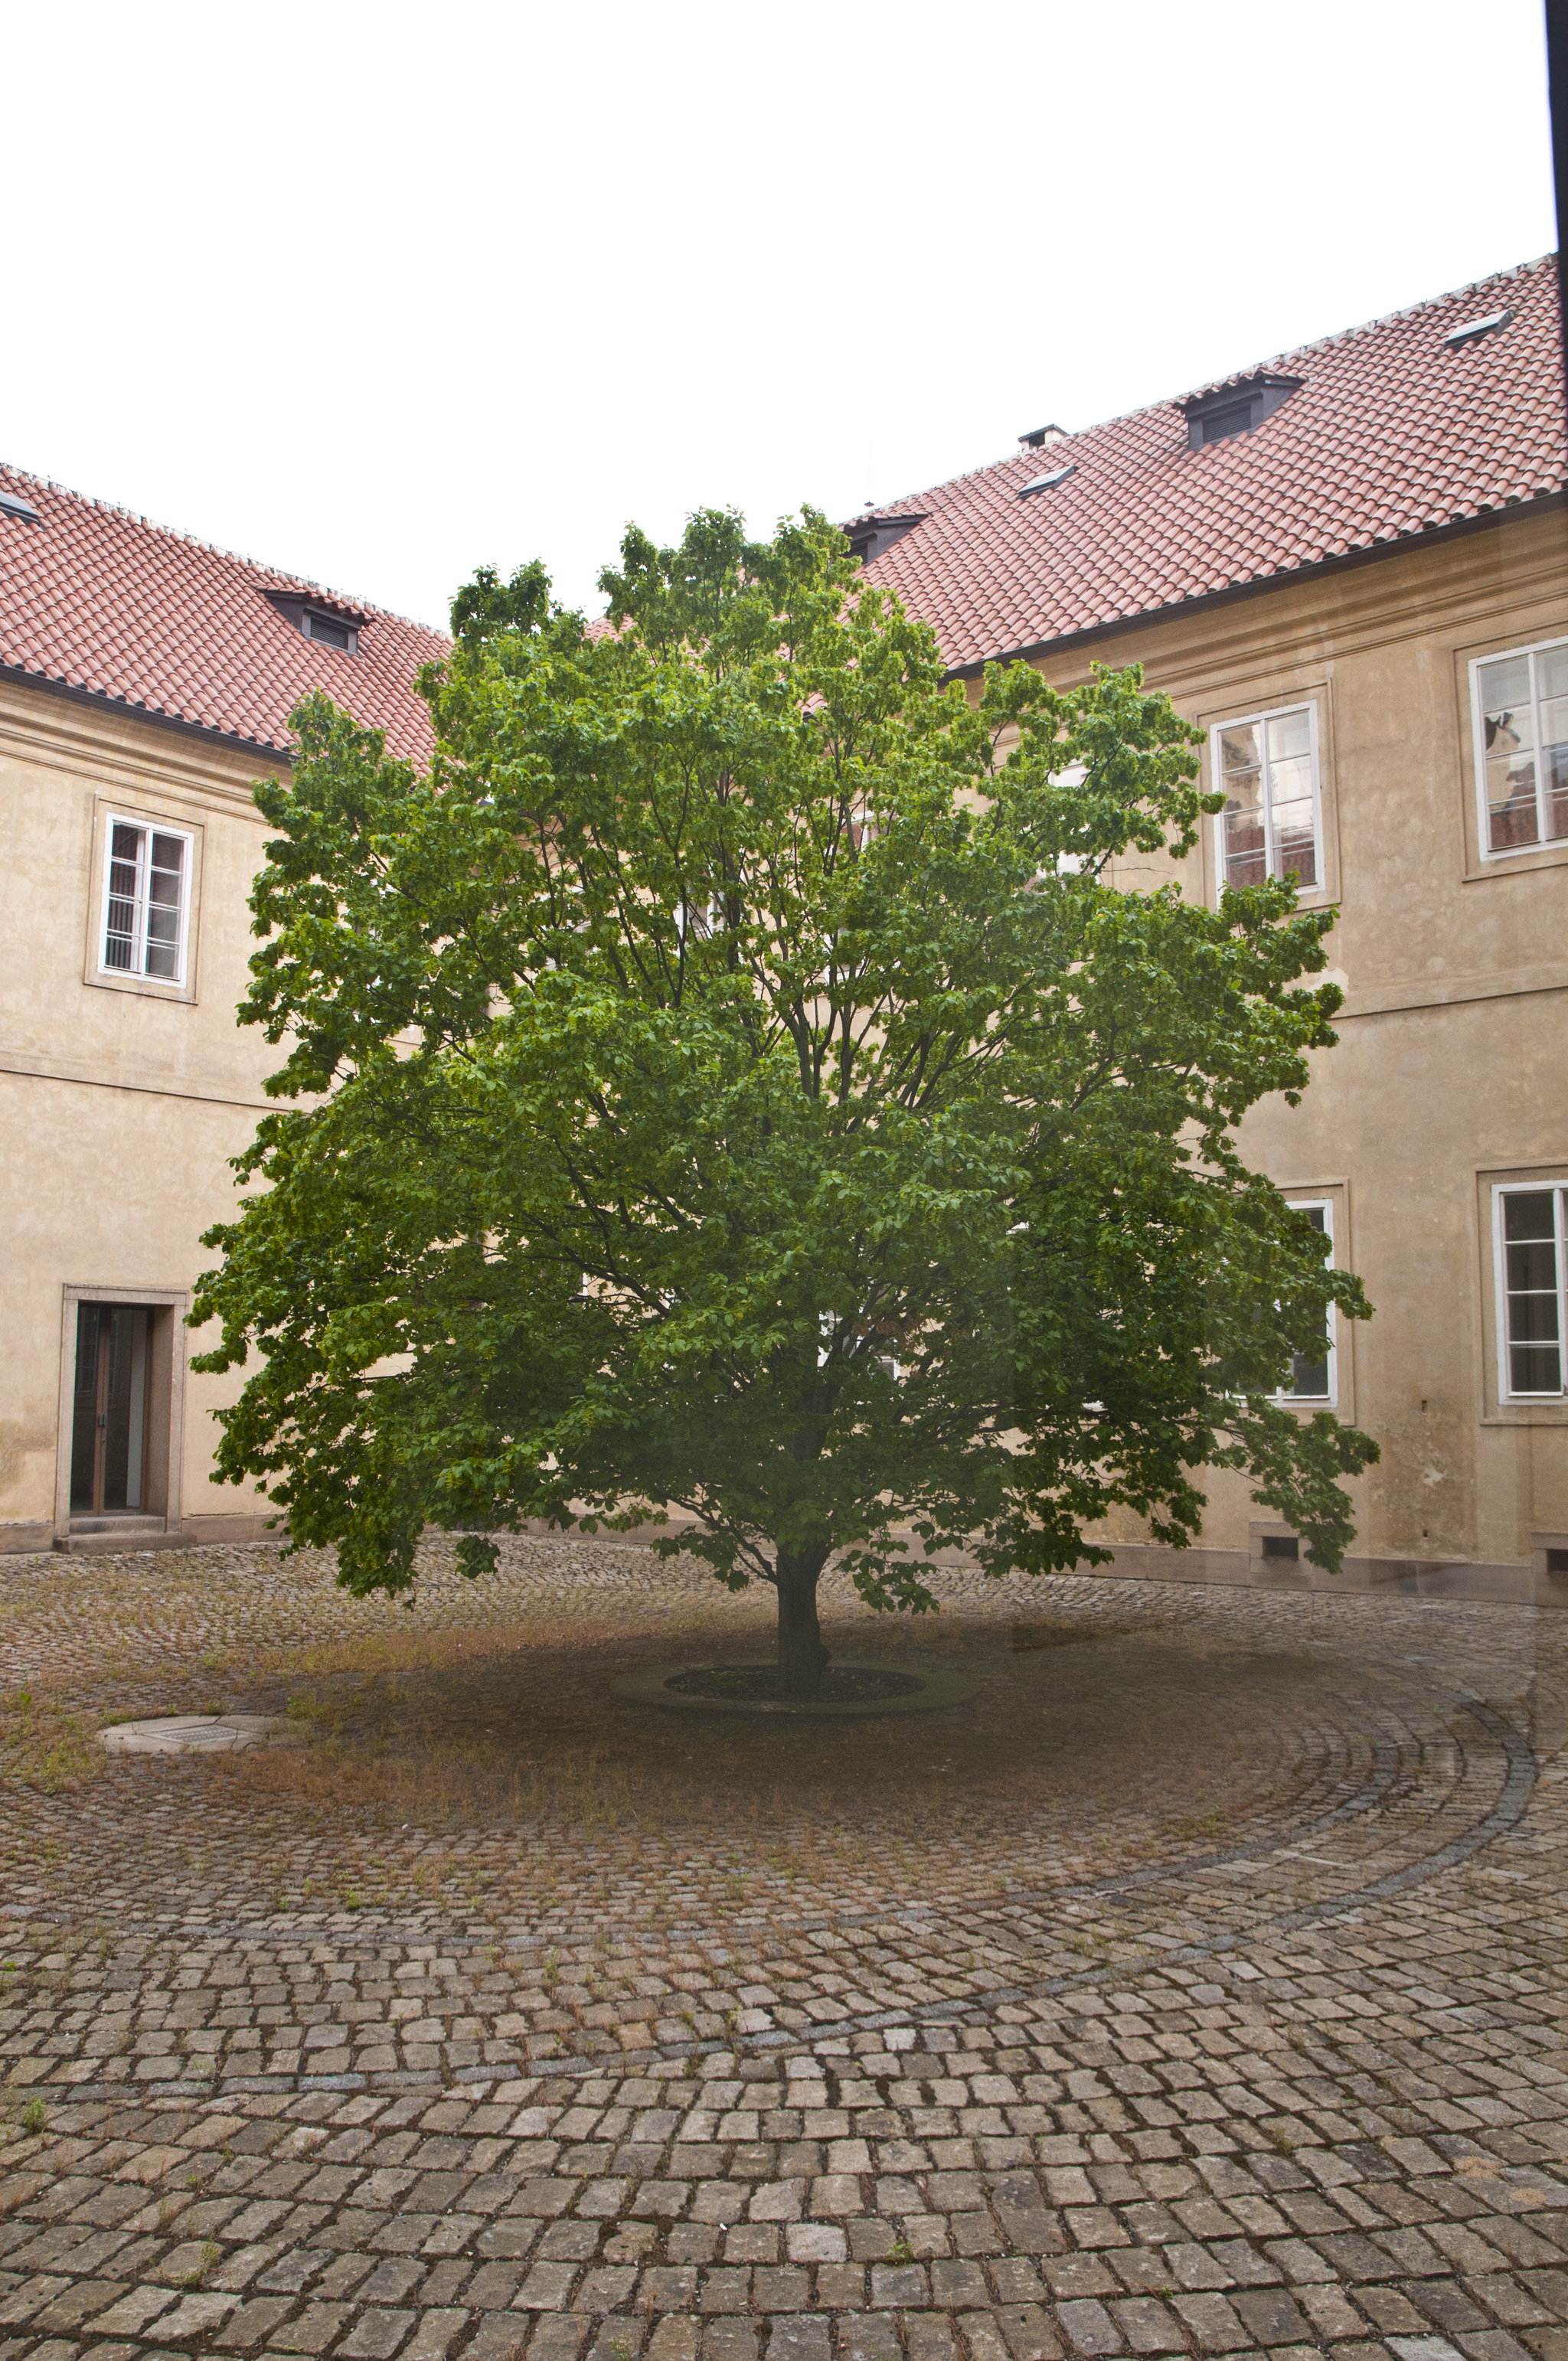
[2, 1, 1556, 629]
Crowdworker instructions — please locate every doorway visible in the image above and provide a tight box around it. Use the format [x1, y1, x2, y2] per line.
[70, 1301, 154, 1515]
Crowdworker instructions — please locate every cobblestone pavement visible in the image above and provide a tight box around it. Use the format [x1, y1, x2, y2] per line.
[2, 1540, 1567, 2361]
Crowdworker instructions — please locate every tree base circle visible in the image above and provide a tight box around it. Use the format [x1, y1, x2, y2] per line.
[609, 1662, 975, 1717]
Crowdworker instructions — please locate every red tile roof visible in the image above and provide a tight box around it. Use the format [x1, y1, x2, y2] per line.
[856, 256, 1566, 671]
[0, 468, 449, 763]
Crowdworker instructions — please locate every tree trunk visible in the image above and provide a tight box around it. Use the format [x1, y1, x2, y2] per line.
[776, 1548, 831, 1700]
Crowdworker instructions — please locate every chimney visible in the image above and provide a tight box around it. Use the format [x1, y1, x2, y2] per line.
[1018, 424, 1067, 449]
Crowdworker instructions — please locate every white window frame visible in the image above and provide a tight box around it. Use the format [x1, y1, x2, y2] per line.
[1469, 632, 1568, 860]
[1492, 1180, 1568, 1403]
[99, 815, 194, 986]
[1210, 700, 1324, 895]
[1274, 1198, 1336, 1407]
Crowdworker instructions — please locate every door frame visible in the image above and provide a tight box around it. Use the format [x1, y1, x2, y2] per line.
[55, 1283, 188, 1540]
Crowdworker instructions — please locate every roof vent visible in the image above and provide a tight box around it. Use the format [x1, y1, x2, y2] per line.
[1019, 424, 1067, 449]
[0, 487, 41, 523]
[1178, 373, 1302, 451]
[1019, 464, 1076, 496]
[1443, 308, 1511, 349]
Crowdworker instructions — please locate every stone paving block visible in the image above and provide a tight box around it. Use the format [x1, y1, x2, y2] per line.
[1230, 2288, 1313, 2345]
[458, 2315, 528, 2361]
[991, 2304, 1061, 2360]
[645, 2327, 700, 2361]
[152, 2292, 241, 2340]
[784, 2229, 844, 2265]
[80, 2286, 179, 2337]
[1169, 2294, 1250, 2353]
[339, 2310, 417, 2359]
[270, 2303, 355, 2353]
[214, 2297, 302, 2349]
[698, 2324, 756, 2361]
[527, 2323, 589, 2361]
[837, 2318, 899, 2361]
[584, 2323, 645, 2361]
[1053, 2302, 1123, 2356]
[1109, 2297, 1186, 2355]
[932, 2263, 992, 2312]
[516, 2268, 579, 2313]
[403, 2311, 474, 2361]
[763, 2325, 830, 2361]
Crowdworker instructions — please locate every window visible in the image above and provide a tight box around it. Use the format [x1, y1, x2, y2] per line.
[304, 609, 354, 650]
[1276, 1201, 1335, 1405]
[1472, 636, 1568, 856]
[1200, 401, 1253, 446]
[1213, 704, 1321, 891]
[100, 818, 191, 983]
[1494, 1184, 1567, 1401]
[1179, 373, 1302, 449]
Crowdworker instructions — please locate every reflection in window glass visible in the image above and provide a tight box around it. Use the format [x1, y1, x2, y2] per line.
[1475, 639, 1568, 854]
[1215, 704, 1321, 890]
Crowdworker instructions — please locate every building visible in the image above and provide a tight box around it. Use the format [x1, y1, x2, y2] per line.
[0, 482, 446, 1553]
[3, 256, 1564, 1595]
[854, 255, 1567, 1601]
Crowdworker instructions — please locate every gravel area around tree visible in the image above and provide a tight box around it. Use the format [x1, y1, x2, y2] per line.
[2, 1537, 1566, 2361]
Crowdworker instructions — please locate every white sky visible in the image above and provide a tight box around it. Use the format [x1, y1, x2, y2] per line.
[2, 0, 1555, 629]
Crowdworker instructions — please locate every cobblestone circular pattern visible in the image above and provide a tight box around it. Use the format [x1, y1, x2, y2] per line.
[2, 1532, 1566, 2361]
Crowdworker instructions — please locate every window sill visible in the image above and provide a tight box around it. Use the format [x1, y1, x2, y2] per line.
[83, 967, 197, 1007]
[1463, 838, 1568, 883]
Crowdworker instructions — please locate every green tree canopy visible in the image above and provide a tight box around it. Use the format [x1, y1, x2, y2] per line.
[193, 508, 1376, 1696]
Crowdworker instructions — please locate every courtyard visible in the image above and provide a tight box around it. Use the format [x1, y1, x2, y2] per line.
[1, 1538, 1566, 2361]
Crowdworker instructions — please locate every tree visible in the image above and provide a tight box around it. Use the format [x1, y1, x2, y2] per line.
[192, 509, 1377, 1697]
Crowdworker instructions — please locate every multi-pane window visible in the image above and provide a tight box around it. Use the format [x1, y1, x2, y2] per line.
[1213, 704, 1321, 891]
[1276, 1202, 1334, 1404]
[101, 820, 190, 982]
[1472, 637, 1568, 854]
[1495, 1184, 1567, 1400]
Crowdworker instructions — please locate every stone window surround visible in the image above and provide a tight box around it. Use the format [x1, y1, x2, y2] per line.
[82, 792, 204, 1006]
[1475, 1162, 1568, 1425]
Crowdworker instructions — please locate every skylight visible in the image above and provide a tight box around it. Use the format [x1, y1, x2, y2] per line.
[1443, 309, 1512, 349]
[0, 488, 40, 522]
[1019, 464, 1076, 496]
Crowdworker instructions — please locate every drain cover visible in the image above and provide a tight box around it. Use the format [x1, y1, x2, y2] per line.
[100, 1714, 289, 1755]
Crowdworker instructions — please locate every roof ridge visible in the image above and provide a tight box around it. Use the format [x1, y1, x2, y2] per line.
[1174, 251, 1557, 403]
[0, 459, 447, 638]
[860, 252, 1560, 523]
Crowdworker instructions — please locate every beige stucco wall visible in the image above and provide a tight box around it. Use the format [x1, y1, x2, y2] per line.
[0, 681, 287, 1549]
[3, 507, 1563, 1578]
[1027, 505, 1568, 1571]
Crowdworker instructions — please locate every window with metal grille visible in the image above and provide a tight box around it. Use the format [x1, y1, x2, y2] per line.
[101, 819, 191, 982]
[1495, 1184, 1567, 1400]
[1472, 636, 1568, 856]
[1212, 704, 1322, 892]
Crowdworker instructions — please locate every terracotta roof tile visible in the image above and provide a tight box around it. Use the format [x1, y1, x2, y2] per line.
[858, 256, 1566, 668]
[0, 471, 448, 763]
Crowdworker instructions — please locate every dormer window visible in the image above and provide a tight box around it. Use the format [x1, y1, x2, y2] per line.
[844, 513, 926, 567]
[1178, 373, 1303, 452]
[258, 586, 364, 653]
